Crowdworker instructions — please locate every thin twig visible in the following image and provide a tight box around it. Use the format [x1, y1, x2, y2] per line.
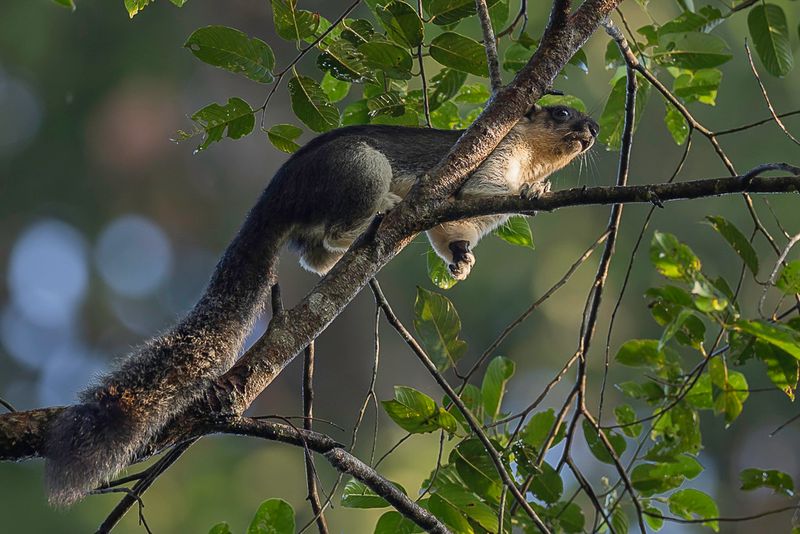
[303, 342, 329, 534]
[461, 230, 610, 386]
[369, 279, 552, 533]
[645, 504, 800, 524]
[416, 0, 433, 127]
[475, 0, 502, 91]
[599, 132, 693, 421]
[0, 397, 16, 413]
[745, 41, 800, 146]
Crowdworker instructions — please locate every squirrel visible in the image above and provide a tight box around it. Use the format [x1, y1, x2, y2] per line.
[44, 103, 598, 506]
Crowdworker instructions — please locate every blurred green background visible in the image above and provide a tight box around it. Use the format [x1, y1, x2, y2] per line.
[1, 0, 800, 532]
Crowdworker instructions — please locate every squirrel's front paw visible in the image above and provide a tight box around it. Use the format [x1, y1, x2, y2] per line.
[519, 180, 551, 200]
[448, 240, 475, 281]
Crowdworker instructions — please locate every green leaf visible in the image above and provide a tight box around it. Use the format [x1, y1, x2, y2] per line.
[616, 381, 665, 404]
[52, 0, 76, 11]
[709, 358, 748, 425]
[177, 97, 255, 152]
[341, 19, 375, 45]
[426, 248, 459, 289]
[413, 287, 467, 371]
[185, 26, 275, 83]
[502, 43, 532, 73]
[288, 75, 339, 132]
[599, 73, 650, 150]
[537, 94, 587, 113]
[611, 508, 629, 534]
[488, 0, 509, 32]
[367, 91, 405, 118]
[444, 384, 483, 430]
[735, 320, 800, 360]
[493, 216, 534, 249]
[653, 32, 732, 70]
[454, 83, 491, 105]
[169, 0, 190, 6]
[650, 231, 701, 281]
[430, 69, 468, 110]
[377, 1, 423, 48]
[423, 0, 501, 25]
[430, 101, 461, 130]
[342, 99, 370, 126]
[124, 0, 150, 18]
[777, 261, 800, 294]
[317, 39, 372, 83]
[685, 372, 715, 410]
[582, 420, 626, 465]
[481, 356, 515, 420]
[668, 489, 719, 532]
[247, 499, 295, 534]
[615, 404, 642, 438]
[270, 0, 320, 42]
[427, 494, 474, 533]
[320, 71, 350, 102]
[631, 455, 703, 496]
[359, 40, 414, 80]
[704, 216, 758, 275]
[673, 68, 721, 105]
[659, 7, 723, 37]
[605, 40, 624, 70]
[615, 339, 665, 369]
[374, 511, 423, 533]
[748, 4, 794, 77]
[208, 523, 233, 534]
[740, 468, 795, 496]
[431, 482, 498, 531]
[644, 506, 664, 531]
[646, 403, 702, 460]
[664, 102, 689, 145]
[342, 479, 403, 508]
[267, 124, 302, 153]
[451, 438, 502, 502]
[429, 32, 488, 77]
[521, 409, 562, 451]
[382, 386, 443, 433]
[756, 341, 799, 399]
[554, 501, 585, 533]
[529, 462, 563, 504]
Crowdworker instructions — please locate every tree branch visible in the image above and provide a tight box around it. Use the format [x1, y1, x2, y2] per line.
[475, 0, 502, 91]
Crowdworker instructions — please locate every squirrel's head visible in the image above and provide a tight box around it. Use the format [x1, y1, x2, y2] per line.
[515, 103, 599, 161]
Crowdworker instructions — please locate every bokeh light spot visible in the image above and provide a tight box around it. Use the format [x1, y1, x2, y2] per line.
[95, 215, 173, 297]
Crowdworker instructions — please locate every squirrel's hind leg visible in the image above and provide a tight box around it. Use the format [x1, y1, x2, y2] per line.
[427, 215, 509, 280]
[323, 191, 402, 252]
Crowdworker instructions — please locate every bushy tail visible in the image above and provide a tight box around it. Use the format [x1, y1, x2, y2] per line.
[45, 392, 153, 506]
[44, 189, 290, 506]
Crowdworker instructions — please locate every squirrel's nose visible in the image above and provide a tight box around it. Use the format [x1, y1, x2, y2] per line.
[586, 121, 599, 138]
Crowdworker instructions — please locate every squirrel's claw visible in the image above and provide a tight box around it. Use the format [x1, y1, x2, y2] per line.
[448, 240, 475, 280]
[520, 180, 551, 200]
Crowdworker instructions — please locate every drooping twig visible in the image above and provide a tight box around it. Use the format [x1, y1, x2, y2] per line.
[745, 41, 800, 146]
[302, 342, 329, 534]
[598, 129, 693, 420]
[369, 279, 552, 533]
[461, 229, 610, 386]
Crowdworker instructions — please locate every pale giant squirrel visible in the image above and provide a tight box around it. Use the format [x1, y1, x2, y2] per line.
[45, 104, 599, 505]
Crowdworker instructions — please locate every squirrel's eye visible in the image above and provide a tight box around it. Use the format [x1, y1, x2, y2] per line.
[552, 108, 570, 121]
